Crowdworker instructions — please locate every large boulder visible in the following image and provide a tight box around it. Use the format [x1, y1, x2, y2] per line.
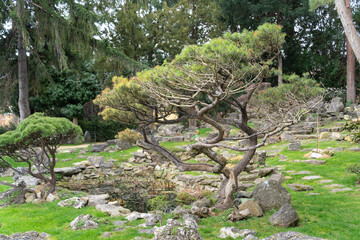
[87, 156, 106, 167]
[219, 227, 256, 239]
[54, 167, 83, 176]
[15, 175, 41, 187]
[58, 197, 86, 209]
[70, 214, 98, 230]
[262, 231, 325, 240]
[87, 194, 109, 206]
[95, 204, 131, 217]
[0, 231, 51, 240]
[238, 199, 263, 217]
[269, 204, 299, 227]
[153, 214, 202, 240]
[327, 97, 344, 114]
[91, 143, 108, 152]
[252, 180, 291, 212]
[84, 131, 92, 143]
[117, 140, 133, 150]
[157, 124, 184, 136]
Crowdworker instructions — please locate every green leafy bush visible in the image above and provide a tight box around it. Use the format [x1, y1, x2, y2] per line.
[342, 120, 360, 143]
[347, 162, 360, 184]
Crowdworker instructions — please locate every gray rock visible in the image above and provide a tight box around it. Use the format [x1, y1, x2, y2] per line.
[117, 140, 133, 150]
[330, 188, 352, 193]
[184, 132, 196, 141]
[157, 124, 184, 136]
[145, 213, 161, 226]
[70, 214, 98, 230]
[269, 204, 299, 228]
[87, 156, 106, 167]
[238, 199, 263, 217]
[101, 232, 112, 238]
[348, 146, 360, 152]
[302, 160, 326, 165]
[227, 208, 251, 222]
[113, 220, 127, 227]
[288, 142, 301, 151]
[327, 97, 344, 113]
[106, 139, 119, 145]
[302, 176, 322, 180]
[138, 228, 155, 234]
[331, 132, 343, 141]
[262, 231, 325, 240]
[58, 197, 86, 209]
[0, 168, 14, 177]
[153, 216, 203, 240]
[87, 194, 109, 206]
[252, 180, 291, 212]
[95, 204, 131, 217]
[15, 175, 41, 187]
[334, 147, 345, 152]
[0, 231, 51, 240]
[219, 227, 256, 239]
[54, 167, 83, 176]
[280, 132, 295, 142]
[193, 197, 212, 208]
[173, 206, 190, 218]
[253, 151, 267, 165]
[268, 172, 284, 183]
[287, 184, 313, 192]
[126, 212, 142, 221]
[91, 143, 108, 152]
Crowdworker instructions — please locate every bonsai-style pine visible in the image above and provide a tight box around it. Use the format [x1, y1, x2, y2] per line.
[95, 23, 324, 210]
[0, 113, 82, 198]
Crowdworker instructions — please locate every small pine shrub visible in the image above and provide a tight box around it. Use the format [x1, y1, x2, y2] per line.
[116, 128, 143, 144]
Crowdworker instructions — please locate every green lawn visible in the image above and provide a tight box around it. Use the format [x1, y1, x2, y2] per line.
[1, 133, 360, 239]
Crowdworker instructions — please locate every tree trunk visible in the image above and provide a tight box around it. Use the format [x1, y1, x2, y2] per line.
[335, 0, 360, 63]
[189, 107, 197, 127]
[278, 54, 283, 86]
[17, 0, 31, 122]
[345, 0, 356, 104]
[216, 134, 257, 210]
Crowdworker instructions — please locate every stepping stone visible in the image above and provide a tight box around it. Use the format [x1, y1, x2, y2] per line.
[324, 184, 344, 188]
[291, 171, 312, 175]
[302, 175, 322, 180]
[289, 160, 301, 162]
[287, 184, 313, 191]
[302, 160, 326, 165]
[283, 170, 296, 173]
[318, 180, 333, 183]
[330, 188, 352, 193]
[348, 146, 360, 152]
[307, 193, 320, 196]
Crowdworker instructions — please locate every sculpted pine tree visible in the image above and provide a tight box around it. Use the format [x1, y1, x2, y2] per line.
[0, 113, 82, 198]
[95, 24, 323, 210]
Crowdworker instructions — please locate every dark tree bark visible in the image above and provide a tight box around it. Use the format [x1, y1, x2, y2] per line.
[336, 0, 360, 62]
[345, 0, 356, 104]
[17, 0, 31, 121]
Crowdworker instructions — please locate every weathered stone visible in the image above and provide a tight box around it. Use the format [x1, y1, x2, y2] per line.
[153, 216, 203, 240]
[173, 206, 190, 218]
[227, 208, 251, 222]
[302, 176, 322, 180]
[330, 188, 352, 193]
[238, 199, 263, 217]
[54, 167, 82, 176]
[87, 156, 106, 167]
[331, 132, 343, 141]
[302, 160, 326, 165]
[288, 142, 301, 151]
[280, 132, 295, 142]
[324, 184, 344, 188]
[287, 184, 313, 192]
[193, 197, 212, 208]
[126, 212, 142, 221]
[348, 146, 360, 152]
[117, 140, 132, 150]
[46, 193, 59, 202]
[269, 204, 298, 227]
[157, 124, 184, 136]
[0, 231, 52, 240]
[191, 205, 212, 218]
[15, 175, 41, 187]
[91, 143, 108, 152]
[319, 132, 330, 140]
[253, 151, 267, 165]
[318, 180, 333, 183]
[262, 231, 325, 240]
[95, 204, 131, 217]
[0, 168, 14, 177]
[269, 172, 284, 183]
[58, 197, 86, 209]
[70, 214, 98, 230]
[101, 232, 112, 238]
[252, 180, 291, 212]
[138, 228, 155, 234]
[291, 171, 312, 175]
[238, 183, 255, 191]
[87, 194, 109, 206]
[238, 173, 260, 182]
[144, 213, 161, 226]
[219, 227, 256, 239]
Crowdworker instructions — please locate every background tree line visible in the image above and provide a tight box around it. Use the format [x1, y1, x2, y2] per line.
[0, 0, 359, 139]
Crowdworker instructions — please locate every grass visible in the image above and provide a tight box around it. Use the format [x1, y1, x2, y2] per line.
[2, 130, 360, 239]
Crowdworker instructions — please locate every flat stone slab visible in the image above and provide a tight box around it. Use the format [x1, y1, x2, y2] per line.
[307, 193, 320, 196]
[291, 171, 312, 175]
[302, 175, 322, 180]
[318, 180, 333, 184]
[330, 188, 352, 193]
[302, 160, 326, 165]
[287, 184, 313, 191]
[324, 184, 344, 188]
